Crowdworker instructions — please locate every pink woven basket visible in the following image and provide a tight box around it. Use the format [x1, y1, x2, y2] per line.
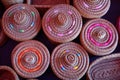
[11, 40, 50, 78]
[87, 53, 120, 80]
[0, 66, 19, 80]
[80, 18, 118, 56]
[2, 4, 41, 41]
[51, 42, 89, 80]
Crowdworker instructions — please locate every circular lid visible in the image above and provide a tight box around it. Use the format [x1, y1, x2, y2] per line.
[87, 53, 120, 80]
[0, 66, 19, 80]
[51, 42, 89, 80]
[80, 18, 118, 56]
[74, 0, 110, 18]
[0, 19, 7, 46]
[11, 40, 50, 78]
[2, 4, 41, 41]
[42, 4, 82, 43]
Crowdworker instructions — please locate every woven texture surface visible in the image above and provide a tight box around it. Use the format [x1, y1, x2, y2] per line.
[11, 40, 50, 78]
[42, 4, 82, 43]
[80, 18, 118, 56]
[51, 42, 89, 80]
[2, 4, 41, 41]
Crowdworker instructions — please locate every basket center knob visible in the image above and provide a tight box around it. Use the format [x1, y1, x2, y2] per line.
[57, 13, 67, 26]
[24, 54, 35, 64]
[97, 30, 106, 39]
[64, 53, 77, 66]
[14, 10, 27, 24]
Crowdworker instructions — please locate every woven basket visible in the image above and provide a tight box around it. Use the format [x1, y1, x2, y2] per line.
[117, 16, 120, 43]
[1, 0, 23, 8]
[73, 0, 110, 18]
[42, 4, 82, 43]
[87, 53, 120, 80]
[0, 66, 19, 80]
[2, 4, 41, 41]
[80, 18, 118, 56]
[11, 40, 50, 78]
[0, 19, 7, 46]
[51, 42, 89, 80]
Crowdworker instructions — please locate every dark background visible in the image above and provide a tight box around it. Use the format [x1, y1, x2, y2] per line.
[0, 0, 120, 80]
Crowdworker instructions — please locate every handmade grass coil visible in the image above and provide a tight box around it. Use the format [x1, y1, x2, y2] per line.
[0, 66, 19, 80]
[117, 16, 120, 43]
[80, 18, 118, 56]
[42, 4, 82, 43]
[1, 0, 23, 8]
[2, 4, 41, 41]
[87, 53, 120, 80]
[11, 40, 50, 78]
[51, 42, 89, 80]
[73, 0, 110, 18]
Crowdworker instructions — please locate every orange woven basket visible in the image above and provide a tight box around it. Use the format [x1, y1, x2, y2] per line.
[11, 40, 50, 78]
[0, 66, 19, 80]
[51, 42, 89, 80]
[87, 53, 120, 80]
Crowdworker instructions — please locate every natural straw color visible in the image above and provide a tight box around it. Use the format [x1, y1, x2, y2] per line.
[2, 4, 41, 41]
[51, 42, 89, 80]
[73, 0, 110, 18]
[42, 4, 82, 43]
[1, 0, 23, 8]
[80, 18, 118, 56]
[0, 66, 19, 80]
[87, 53, 120, 80]
[11, 40, 50, 78]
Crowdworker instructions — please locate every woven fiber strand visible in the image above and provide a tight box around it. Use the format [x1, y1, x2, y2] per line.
[87, 53, 120, 80]
[11, 40, 50, 78]
[80, 19, 118, 56]
[1, 0, 23, 8]
[73, 0, 110, 18]
[42, 4, 82, 43]
[0, 66, 19, 80]
[2, 4, 41, 41]
[0, 19, 7, 46]
[117, 16, 120, 43]
[51, 42, 89, 80]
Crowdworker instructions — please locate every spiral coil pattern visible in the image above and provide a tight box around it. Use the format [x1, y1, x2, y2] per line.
[42, 4, 82, 43]
[80, 19, 118, 56]
[74, 0, 110, 18]
[2, 4, 41, 41]
[11, 40, 50, 78]
[0, 66, 19, 80]
[87, 53, 120, 80]
[51, 42, 89, 80]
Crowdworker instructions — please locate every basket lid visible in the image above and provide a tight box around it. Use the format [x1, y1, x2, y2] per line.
[0, 66, 19, 80]
[74, 0, 110, 18]
[80, 18, 118, 56]
[51, 42, 89, 80]
[2, 4, 41, 41]
[87, 53, 120, 80]
[42, 4, 82, 43]
[11, 40, 50, 78]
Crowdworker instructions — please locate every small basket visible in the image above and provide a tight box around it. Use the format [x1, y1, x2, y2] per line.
[73, 0, 111, 18]
[0, 66, 19, 80]
[2, 4, 41, 41]
[11, 40, 50, 78]
[42, 4, 82, 43]
[1, 0, 23, 8]
[51, 42, 89, 80]
[80, 18, 118, 56]
[87, 53, 120, 80]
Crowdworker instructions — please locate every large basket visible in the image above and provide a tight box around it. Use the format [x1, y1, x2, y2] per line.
[11, 40, 50, 78]
[73, 0, 110, 18]
[0, 66, 19, 80]
[51, 42, 89, 80]
[87, 53, 120, 80]
[42, 4, 82, 43]
[80, 18, 118, 56]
